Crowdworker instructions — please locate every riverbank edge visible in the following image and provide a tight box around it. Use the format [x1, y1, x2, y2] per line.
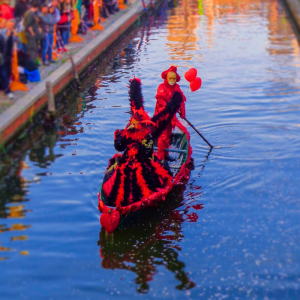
[0, 0, 160, 145]
[283, 0, 300, 33]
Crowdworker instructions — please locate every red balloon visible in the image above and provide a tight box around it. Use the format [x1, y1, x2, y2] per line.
[190, 77, 202, 92]
[184, 68, 197, 82]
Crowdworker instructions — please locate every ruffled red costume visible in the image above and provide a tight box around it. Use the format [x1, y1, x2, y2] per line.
[99, 78, 185, 234]
[155, 66, 186, 160]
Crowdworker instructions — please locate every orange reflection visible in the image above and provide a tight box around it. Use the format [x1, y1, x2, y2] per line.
[265, 0, 300, 59]
[166, 0, 200, 61]
[0, 224, 31, 233]
[0, 244, 12, 251]
[6, 205, 31, 219]
[0, 157, 32, 260]
[11, 236, 28, 241]
[166, 0, 300, 61]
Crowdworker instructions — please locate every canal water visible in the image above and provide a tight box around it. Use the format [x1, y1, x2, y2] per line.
[1, 0, 300, 299]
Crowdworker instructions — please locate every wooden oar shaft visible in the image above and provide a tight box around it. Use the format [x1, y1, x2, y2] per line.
[184, 117, 213, 149]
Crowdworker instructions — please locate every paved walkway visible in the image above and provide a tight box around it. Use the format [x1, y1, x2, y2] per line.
[0, 2, 137, 115]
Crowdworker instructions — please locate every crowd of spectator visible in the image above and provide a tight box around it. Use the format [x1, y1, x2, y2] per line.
[0, 0, 126, 100]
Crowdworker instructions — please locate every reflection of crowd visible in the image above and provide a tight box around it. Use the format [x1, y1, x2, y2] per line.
[0, 0, 127, 100]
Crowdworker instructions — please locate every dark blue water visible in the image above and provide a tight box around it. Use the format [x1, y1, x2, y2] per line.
[1, 0, 300, 299]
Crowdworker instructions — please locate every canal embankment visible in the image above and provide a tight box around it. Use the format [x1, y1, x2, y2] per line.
[0, 0, 159, 146]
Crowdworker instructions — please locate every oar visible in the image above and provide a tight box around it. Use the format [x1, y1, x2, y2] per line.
[184, 117, 213, 149]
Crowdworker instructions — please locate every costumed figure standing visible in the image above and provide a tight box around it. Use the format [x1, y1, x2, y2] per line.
[155, 66, 186, 162]
[99, 78, 184, 233]
[101, 77, 184, 206]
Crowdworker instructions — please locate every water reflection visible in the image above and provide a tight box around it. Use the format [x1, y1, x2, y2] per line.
[166, 0, 200, 61]
[0, 160, 32, 260]
[98, 184, 204, 293]
[0, 19, 145, 263]
[0, 0, 299, 297]
[29, 133, 62, 166]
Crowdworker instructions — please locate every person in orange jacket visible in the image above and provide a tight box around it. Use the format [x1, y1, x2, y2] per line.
[154, 66, 186, 162]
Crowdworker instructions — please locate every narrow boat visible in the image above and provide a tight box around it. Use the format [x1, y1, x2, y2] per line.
[98, 121, 193, 233]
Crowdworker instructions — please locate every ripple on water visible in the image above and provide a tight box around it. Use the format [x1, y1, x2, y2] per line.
[0, 0, 300, 298]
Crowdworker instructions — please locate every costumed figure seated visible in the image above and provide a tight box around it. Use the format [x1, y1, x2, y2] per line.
[101, 78, 184, 208]
[155, 66, 186, 162]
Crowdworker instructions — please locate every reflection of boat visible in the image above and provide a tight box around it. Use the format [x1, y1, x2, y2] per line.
[98, 122, 193, 233]
[98, 183, 200, 293]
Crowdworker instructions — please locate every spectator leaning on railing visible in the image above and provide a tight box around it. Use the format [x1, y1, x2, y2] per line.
[1, 19, 20, 86]
[47, 4, 58, 62]
[37, 4, 57, 65]
[0, 0, 128, 99]
[51, 0, 61, 22]
[14, 0, 29, 25]
[103, 0, 119, 15]
[23, 2, 40, 63]
[0, 18, 6, 29]
[57, 0, 74, 46]
[0, 28, 14, 99]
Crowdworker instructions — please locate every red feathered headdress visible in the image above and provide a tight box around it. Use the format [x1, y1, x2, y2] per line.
[161, 66, 181, 82]
[122, 78, 156, 141]
[128, 78, 144, 111]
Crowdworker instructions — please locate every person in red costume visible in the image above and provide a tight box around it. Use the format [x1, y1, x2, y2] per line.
[155, 66, 186, 162]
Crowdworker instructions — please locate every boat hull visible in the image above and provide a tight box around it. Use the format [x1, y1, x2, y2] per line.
[98, 123, 193, 232]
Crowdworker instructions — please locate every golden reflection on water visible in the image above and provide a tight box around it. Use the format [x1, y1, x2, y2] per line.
[6, 205, 31, 219]
[0, 63, 104, 261]
[0, 224, 31, 233]
[11, 236, 28, 241]
[0, 257, 9, 261]
[0, 244, 12, 251]
[0, 160, 31, 261]
[266, 0, 300, 59]
[166, 0, 200, 61]
[166, 0, 300, 67]
[0, 0, 300, 269]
